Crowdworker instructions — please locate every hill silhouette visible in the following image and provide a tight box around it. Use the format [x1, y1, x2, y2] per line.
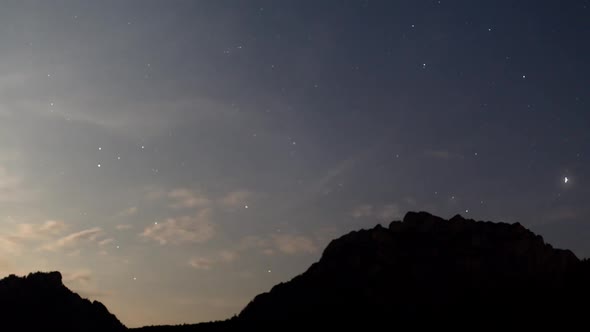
[0, 271, 126, 331]
[3, 212, 589, 330]
[236, 212, 590, 326]
[135, 211, 590, 330]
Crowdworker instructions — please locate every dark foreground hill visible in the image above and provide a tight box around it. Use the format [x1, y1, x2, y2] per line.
[0, 271, 126, 331]
[237, 212, 590, 325]
[136, 211, 590, 330]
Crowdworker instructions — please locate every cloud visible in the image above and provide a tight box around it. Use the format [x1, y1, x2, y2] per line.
[377, 204, 402, 221]
[219, 190, 252, 209]
[0, 219, 68, 254]
[188, 257, 214, 270]
[352, 205, 374, 218]
[43, 227, 103, 251]
[118, 206, 138, 217]
[98, 238, 114, 246]
[63, 270, 111, 299]
[64, 270, 92, 283]
[168, 189, 211, 209]
[238, 235, 270, 250]
[14, 220, 67, 240]
[0, 166, 38, 203]
[145, 188, 166, 200]
[218, 250, 237, 263]
[239, 234, 317, 256]
[141, 208, 214, 245]
[0, 236, 20, 254]
[188, 250, 238, 271]
[39, 220, 68, 234]
[115, 224, 133, 230]
[271, 234, 318, 255]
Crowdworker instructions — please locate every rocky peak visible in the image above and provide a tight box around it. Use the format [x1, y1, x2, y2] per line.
[0, 271, 126, 332]
[238, 211, 586, 325]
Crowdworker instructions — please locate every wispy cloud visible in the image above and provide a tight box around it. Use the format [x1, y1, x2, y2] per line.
[351, 204, 374, 218]
[377, 204, 402, 221]
[0, 236, 20, 254]
[0, 219, 68, 254]
[43, 227, 104, 251]
[98, 238, 114, 247]
[118, 206, 138, 217]
[39, 220, 68, 234]
[188, 257, 214, 270]
[271, 234, 317, 255]
[63, 269, 111, 299]
[219, 190, 252, 209]
[188, 250, 238, 270]
[64, 270, 92, 283]
[13, 220, 67, 240]
[115, 224, 134, 231]
[141, 208, 214, 245]
[168, 189, 211, 209]
[0, 166, 38, 203]
[238, 233, 318, 256]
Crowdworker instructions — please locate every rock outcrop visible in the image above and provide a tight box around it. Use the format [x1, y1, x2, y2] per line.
[0, 271, 126, 331]
[237, 212, 588, 326]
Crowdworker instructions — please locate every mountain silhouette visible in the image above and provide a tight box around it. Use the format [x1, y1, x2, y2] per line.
[235, 211, 589, 326]
[135, 211, 590, 330]
[3, 212, 589, 330]
[0, 271, 126, 331]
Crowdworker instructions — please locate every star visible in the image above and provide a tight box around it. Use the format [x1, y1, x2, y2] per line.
[97, 164, 101, 168]
[244, 205, 249, 209]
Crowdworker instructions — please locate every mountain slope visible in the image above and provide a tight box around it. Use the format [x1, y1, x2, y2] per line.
[236, 211, 588, 325]
[135, 211, 590, 330]
[0, 271, 126, 331]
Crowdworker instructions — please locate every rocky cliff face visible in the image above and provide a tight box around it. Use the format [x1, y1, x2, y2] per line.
[0, 271, 126, 331]
[237, 211, 587, 325]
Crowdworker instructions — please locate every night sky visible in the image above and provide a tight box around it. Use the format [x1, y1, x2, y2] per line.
[0, 0, 588, 327]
